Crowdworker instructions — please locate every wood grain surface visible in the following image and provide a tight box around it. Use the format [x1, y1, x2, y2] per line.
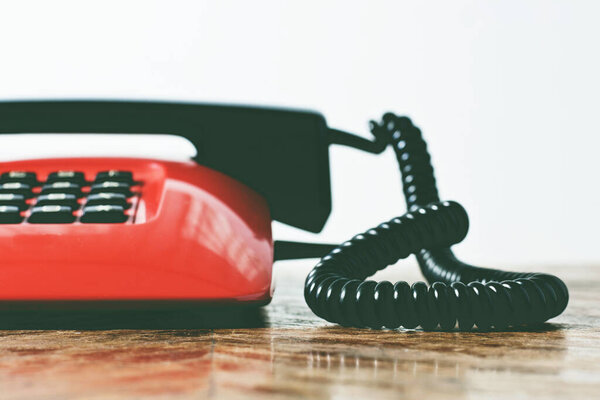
[0, 261, 598, 399]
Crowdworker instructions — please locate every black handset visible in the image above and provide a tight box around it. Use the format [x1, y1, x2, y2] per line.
[0, 101, 331, 233]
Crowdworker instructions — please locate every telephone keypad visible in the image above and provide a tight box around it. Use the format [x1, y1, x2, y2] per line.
[0, 169, 138, 224]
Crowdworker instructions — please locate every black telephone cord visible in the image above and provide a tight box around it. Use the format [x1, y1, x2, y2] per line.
[303, 113, 568, 330]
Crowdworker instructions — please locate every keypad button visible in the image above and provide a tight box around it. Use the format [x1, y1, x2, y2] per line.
[81, 205, 127, 223]
[0, 193, 28, 210]
[36, 193, 79, 209]
[95, 170, 133, 184]
[0, 205, 23, 224]
[90, 181, 132, 197]
[47, 171, 86, 185]
[28, 205, 75, 224]
[0, 171, 38, 186]
[0, 182, 33, 198]
[86, 192, 129, 208]
[41, 182, 82, 197]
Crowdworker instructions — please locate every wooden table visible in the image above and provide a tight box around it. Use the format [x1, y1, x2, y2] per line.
[0, 261, 598, 399]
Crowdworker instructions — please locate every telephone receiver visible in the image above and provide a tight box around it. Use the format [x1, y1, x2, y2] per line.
[0, 100, 568, 330]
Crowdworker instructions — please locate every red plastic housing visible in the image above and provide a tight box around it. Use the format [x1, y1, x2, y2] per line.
[0, 158, 274, 307]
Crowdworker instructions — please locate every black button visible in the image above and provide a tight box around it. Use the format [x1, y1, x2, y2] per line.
[0, 193, 28, 210]
[86, 192, 129, 208]
[0, 182, 33, 198]
[28, 205, 75, 223]
[90, 182, 132, 197]
[41, 182, 82, 197]
[0, 171, 38, 186]
[81, 205, 127, 223]
[36, 193, 79, 209]
[47, 171, 86, 185]
[0, 205, 22, 224]
[95, 170, 133, 184]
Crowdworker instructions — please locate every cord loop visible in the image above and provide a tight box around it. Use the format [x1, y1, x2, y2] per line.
[304, 114, 568, 330]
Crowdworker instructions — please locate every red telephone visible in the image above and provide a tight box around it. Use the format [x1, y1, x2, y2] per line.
[0, 100, 568, 330]
[0, 100, 323, 309]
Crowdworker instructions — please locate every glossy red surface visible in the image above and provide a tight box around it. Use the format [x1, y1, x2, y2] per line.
[0, 158, 274, 303]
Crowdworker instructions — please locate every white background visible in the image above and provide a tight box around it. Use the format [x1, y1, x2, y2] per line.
[0, 1, 598, 267]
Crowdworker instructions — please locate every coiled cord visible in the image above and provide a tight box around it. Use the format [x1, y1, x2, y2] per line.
[304, 113, 568, 330]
